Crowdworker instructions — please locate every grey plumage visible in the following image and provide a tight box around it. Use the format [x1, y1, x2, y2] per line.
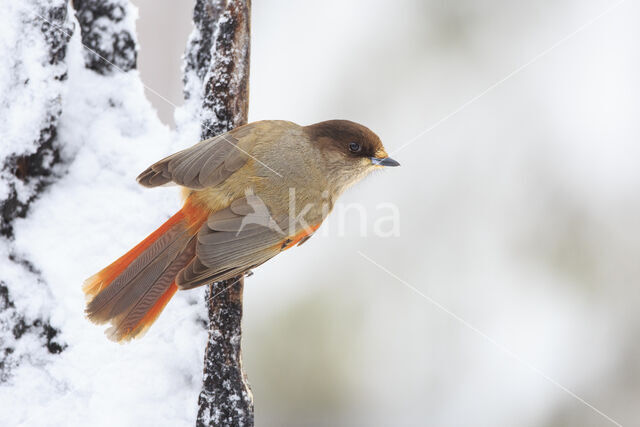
[177, 198, 289, 290]
[137, 132, 249, 189]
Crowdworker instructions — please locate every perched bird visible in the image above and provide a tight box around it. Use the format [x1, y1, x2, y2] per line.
[83, 120, 399, 341]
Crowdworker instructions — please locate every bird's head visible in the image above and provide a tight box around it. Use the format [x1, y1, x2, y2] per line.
[305, 119, 399, 194]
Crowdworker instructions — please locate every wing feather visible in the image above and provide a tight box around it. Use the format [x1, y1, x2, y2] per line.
[137, 126, 253, 189]
[176, 196, 289, 290]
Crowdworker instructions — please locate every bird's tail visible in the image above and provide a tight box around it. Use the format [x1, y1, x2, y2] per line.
[83, 197, 209, 342]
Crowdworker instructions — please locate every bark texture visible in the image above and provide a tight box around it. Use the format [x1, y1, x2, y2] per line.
[183, 1, 254, 425]
[198, 276, 253, 426]
[72, 0, 137, 74]
[184, 0, 251, 139]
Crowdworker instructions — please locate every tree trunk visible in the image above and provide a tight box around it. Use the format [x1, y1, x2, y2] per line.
[182, 1, 254, 425]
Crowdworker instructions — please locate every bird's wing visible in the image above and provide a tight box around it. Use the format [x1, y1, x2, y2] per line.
[136, 124, 258, 189]
[176, 196, 293, 290]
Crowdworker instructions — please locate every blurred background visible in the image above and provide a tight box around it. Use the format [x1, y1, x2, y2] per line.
[131, 0, 640, 425]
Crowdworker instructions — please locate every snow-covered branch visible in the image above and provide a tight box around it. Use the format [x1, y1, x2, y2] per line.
[0, 1, 73, 238]
[0, 0, 73, 382]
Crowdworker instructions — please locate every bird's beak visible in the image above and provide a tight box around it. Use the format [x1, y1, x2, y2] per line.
[371, 157, 400, 167]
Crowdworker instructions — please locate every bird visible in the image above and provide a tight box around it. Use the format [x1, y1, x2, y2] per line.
[83, 119, 400, 341]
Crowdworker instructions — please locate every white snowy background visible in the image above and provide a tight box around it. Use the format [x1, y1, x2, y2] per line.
[2, 0, 640, 426]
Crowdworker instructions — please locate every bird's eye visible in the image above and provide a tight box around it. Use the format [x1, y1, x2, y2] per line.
[348, 142, 361, 153]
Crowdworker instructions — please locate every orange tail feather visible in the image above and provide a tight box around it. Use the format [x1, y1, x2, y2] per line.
[123, 282, 178, 341]
[83, 197, 209, 341]
[83, 211, 186, 298]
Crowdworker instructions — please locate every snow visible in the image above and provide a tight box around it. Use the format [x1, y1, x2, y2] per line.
[0, 4, 210, 426]
[0, 3, 51, 158]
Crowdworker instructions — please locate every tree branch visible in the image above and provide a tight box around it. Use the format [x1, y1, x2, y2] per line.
[183, 1, 253, 426]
